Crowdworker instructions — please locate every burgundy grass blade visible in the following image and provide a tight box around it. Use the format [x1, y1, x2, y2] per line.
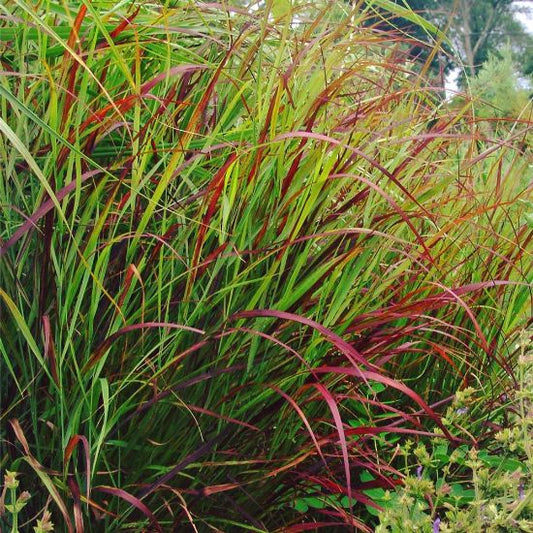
[268, 384, 329, 471]
[140, 64, 208, 95]
[138, 432, 229, 499]
[312, 383, 353, 509]
[84, 322, 205, 371]
[109, 6, 141, 39]
[188, 152, 237, 296]
[95, 486, 162, 532]
[67, 476, 84, 533]
[64, 434, 91, 503]
[313, 367, 455, 440]
[61, 3, 88, 127]
[42, 315, 59, 386]
[231, 309, 375, 371]
[186, 404, 260, 431]
[0, 169, 102, 256]
[119, 366, 245, 431]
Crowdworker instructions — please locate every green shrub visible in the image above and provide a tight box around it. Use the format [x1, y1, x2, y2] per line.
[470, 45, 531, 120]
[377, 331, 533, 532]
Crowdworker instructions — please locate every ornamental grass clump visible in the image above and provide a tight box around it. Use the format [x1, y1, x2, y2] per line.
[0, 0, 531, 530]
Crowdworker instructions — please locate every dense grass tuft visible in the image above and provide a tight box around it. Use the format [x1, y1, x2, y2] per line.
[1, 1, 531, 530]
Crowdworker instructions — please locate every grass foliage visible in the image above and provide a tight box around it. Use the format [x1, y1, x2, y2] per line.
[0, 0, 531, 530]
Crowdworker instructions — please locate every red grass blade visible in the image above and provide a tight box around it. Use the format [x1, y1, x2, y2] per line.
[268, 384, 329, 471]
[42, 315, 59, 386]
[0, 169, 102, 256]
[188, 152, 237, 297]
[61, 3, 87, 127]
[312, 383, 352, 510]
[138, 433, 228, 499]
[64, 434, 91, 503]
[95, 486, 162, 532]
[272, 130, 435, 263]
[186, 404, 260, 431]
[67, 476, 84, 533]
[83, 322, 205, 371]
[231, 309, 375, 371]
[313, 367, 455, 440]
[109, 6, 141, 39]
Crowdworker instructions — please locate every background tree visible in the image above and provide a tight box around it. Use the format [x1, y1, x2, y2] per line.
[470, 44, 531, 117]
[452, 0, 530, 78]
[360, 0, 533, 83]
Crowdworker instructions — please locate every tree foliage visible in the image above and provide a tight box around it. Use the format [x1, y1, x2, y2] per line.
[470, 44, 532, 119]
[361, 0, 533, 82]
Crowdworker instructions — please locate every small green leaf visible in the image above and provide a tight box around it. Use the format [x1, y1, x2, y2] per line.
[272, 0, 291, 21]
[294, 499, 308, 513]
